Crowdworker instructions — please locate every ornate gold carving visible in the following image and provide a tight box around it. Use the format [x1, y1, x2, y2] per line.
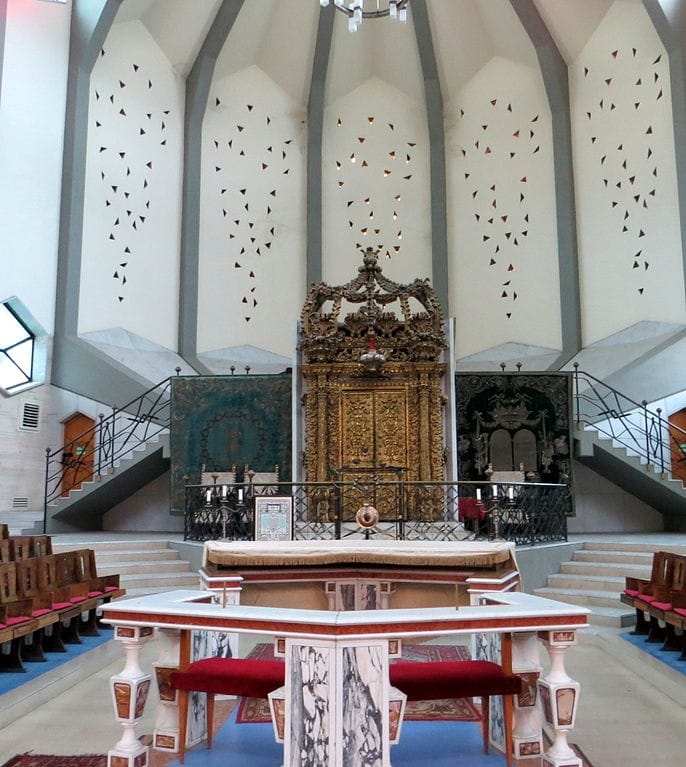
[299, 248, 446, 365]
[300, 251, 447, 522]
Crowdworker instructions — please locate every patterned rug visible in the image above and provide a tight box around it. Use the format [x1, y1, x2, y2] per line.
[0, 757, 106, 767]
[236, 643, 480, 724]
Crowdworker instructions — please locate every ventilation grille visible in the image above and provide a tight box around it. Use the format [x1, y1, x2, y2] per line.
[19, 402, 40, 431]
[12, 497, 29, 509]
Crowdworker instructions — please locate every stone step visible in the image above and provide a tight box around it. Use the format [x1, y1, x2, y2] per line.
[117, 571, 200, 591]
[547, 573, 626, 592]
[534, 586, 625, 609]
[91, 549, 181, 564]
[98, 559, 190, 576]
[52, 538, 173, 553]
[535, 588, 634, 627]
[560, 561, 652, 578]
[572, 550, 655, 566]
[584, 606, 636, 628]
[580, 541, 686, 555]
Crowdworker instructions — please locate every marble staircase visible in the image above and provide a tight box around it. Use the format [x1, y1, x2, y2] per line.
[52, 538, 200, 598]
[534, 540, 686, 627]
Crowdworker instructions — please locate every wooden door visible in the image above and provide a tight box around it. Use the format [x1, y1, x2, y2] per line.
[339, 387, 409, 518]
[60, 413, 96, 495]
[668, 408, 686, 484]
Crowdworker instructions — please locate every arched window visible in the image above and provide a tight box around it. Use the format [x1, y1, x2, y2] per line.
[0, 298, 46, 395]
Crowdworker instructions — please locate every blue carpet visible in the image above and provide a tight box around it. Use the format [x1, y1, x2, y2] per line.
[620, 630, 686, 676]
[173, 709, 509, 767]
[0, 630, 113, 697]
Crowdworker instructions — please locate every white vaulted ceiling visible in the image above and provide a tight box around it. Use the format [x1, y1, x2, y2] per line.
[91, 0, 686, 380]
[112, 0, 613, 108]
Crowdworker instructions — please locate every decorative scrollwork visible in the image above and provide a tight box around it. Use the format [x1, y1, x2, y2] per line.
[299, 247, 446, 364]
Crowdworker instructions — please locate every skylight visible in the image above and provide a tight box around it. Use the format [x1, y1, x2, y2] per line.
[0, 298, 46, 395]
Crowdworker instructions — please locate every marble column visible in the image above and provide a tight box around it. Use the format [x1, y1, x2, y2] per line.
[285, 637, 393, 767]
[151, 628, 182, 753]
[538, 630, 582, 767]
[512, 631, 543, 760]
[108, 625, 154, 767]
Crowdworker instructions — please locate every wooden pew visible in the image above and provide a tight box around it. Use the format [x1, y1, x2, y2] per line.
[621, 551, 686, 645]
[657, 555, 686, 656]
[8, 535, 53, 560]
[621, 551, 676, 639]
[0, 542, 125, 671]
[0, 562, 39, 672]
[665, 589, 686, 660]
[50, 549, 125, 637]
[15, 556, 73, 656]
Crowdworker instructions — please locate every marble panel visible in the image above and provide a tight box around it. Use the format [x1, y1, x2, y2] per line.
[289, 644, 331, 767]
[342, 644, 384, 767]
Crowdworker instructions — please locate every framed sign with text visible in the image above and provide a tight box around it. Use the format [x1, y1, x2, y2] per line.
[254, 496, 293, 541]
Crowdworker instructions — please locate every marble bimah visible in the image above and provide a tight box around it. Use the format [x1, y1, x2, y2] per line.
[102, 541, 589, 767]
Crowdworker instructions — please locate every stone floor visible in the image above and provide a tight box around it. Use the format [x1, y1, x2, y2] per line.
[1, 532, 685, 766]
[0, 624, 684, 766]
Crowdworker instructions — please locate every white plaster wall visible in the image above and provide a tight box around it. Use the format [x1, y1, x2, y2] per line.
[197, 65, 306, 357]
[103, 470, 182, 532]
[0, 339, 107, 516]
[322, 78, 431, 288]
[80, 20, 184, 350]
[570, 1, 685, 346]
[0, 385, 53, 515]
[447, 56, 561, 360]
[569, 461, 664, 533]
[0, 0, 70, 333]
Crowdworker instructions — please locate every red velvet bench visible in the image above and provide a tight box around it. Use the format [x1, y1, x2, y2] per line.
[170, 657, 285, 763]
[390, 659, 522, 767]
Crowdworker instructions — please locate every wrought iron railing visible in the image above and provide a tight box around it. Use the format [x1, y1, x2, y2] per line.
[44, 376, 174, 525]
[47, 364, 681, 538]
[184, 479, 571, 545]
[573, 363, 686, 478]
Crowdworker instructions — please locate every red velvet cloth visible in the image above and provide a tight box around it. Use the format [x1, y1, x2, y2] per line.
[635, 595, 657, 604]
[5, 616, 31, 626]
[651, 601, 672, 611]
[170, 658, 285, 698]
[459, 498, 488, 521]
[389, 660, 522, 701]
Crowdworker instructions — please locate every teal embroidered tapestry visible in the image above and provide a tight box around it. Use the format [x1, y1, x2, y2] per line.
[170, 374, 292, 512]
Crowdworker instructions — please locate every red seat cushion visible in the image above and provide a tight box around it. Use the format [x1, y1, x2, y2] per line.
[32, 608, 53, 618]
[170, 658, 285, 699]
[636, 595, 657, 604]
[651, 601, 672, 611]
[69, 596, 87, 604]
[88, 590, 104, 598]
[673, 607, 686, 617]
[6, 615, 32, 626]
[52, 601, 73, 610]
[104, 586, 119, 593]
[389, 660, 522, 701]
[624, 588, 640, 598]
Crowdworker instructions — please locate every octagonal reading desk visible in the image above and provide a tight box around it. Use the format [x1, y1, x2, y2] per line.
[102, 583, 588, 767]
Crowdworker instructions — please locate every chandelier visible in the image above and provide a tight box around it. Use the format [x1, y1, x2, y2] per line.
[320, 0, 409, 32]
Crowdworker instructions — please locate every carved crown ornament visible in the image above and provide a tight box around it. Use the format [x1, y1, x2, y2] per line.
[299, 247, 447, 366]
